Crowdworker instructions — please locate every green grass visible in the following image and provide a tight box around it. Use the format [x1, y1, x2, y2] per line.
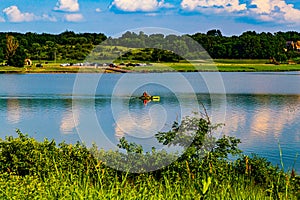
[123, 59, 300, 72]
[1, 171, 293, 199]
[214, 59, 269, 64]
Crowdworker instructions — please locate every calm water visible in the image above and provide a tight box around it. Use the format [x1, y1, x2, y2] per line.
[0, 72, 299, 172]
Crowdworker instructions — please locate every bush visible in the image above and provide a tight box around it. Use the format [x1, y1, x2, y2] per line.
[0, 129, 97, 178]
[0, 114, 299, 199]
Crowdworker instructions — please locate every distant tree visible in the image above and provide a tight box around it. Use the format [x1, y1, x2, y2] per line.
[149, 34, 165, 47]
[173, 39, 188, 57]
[7, 46, 26, 67]
[275, 53, 287, 63]
[5, 35, 19, 61]
[29, 43, 42, 60]
[152, 48, 162, 62]
[211, 44, 227, 58]
[207, 29, 222, 37]
[45, 41, 56, 60]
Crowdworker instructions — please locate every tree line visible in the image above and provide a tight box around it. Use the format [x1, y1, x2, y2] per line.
[105, 30, 299, 62]
[1, 29, 300, 67]
[0, 31, 106, 67]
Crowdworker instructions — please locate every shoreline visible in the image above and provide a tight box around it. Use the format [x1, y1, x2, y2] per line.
[1, 68, 300, 74]
[2, 59, 300, 73]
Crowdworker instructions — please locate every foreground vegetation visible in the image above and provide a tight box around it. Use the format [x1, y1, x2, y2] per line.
[0, 115, 299, 199]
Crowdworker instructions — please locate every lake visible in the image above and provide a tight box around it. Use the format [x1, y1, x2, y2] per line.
[0, 72, 299, 172]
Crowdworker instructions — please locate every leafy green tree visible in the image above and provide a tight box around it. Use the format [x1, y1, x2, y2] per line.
[116, 114, 242, 173]
[5, 35, 27, 67]
[45, 41, 57, 60]
[7, 46, 26, 67]
[155, 115, 241, 161]
[5, 35, 19, 61]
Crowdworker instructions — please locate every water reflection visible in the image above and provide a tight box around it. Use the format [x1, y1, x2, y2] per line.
[114, 104, 167, 139]
[60, 108, 79, 134]
[215, 95, 300, 171]
[221, 95, 300, 143]
[1, 94, 300, 152]
[0, 73, 300, 172]
[0, 98, 81, 143]
[7, 99, 21, 124]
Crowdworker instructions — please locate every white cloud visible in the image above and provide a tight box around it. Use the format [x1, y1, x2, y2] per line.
[250, 0, 272, 14]
[54, 0, 79, 12]
[3, 6, 56, 22]
[249, 0, 300, 23]
[180, 0, 300, 25]
[64, 13, 83, 22]
[95, 8, 102, 12]
[111, 0, 174, 12]
[3, 6, 36, 22]
[41, 14, 57, 22]
[158, 0, 175, 8]
[181, 0, 247, 13]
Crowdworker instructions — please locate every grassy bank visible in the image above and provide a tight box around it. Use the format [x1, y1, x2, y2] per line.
[0, 115, 299, 199]
[2, 59, 300, 73]
[0, 65, 105, 74]
[125, 59, 300, 72]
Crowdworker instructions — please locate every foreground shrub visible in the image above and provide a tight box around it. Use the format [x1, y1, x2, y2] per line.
[0, 129, 97, 178]
[0, 115, 299, 199]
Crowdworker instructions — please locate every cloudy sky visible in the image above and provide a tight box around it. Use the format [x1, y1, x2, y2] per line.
[0, 0, 300, 36]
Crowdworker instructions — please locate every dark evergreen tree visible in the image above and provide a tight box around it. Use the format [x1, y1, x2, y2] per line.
[0, 48, 4, 64]
[207, 29, 222, 37]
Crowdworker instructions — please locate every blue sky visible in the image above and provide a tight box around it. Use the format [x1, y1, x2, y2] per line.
[1, 0, 300, 36]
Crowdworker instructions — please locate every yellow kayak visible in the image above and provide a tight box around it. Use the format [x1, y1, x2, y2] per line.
[139, 96, 160, 101]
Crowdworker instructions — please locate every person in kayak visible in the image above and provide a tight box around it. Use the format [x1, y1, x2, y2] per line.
[143, 91, 150, 97]
[142, 91, 151, 106]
